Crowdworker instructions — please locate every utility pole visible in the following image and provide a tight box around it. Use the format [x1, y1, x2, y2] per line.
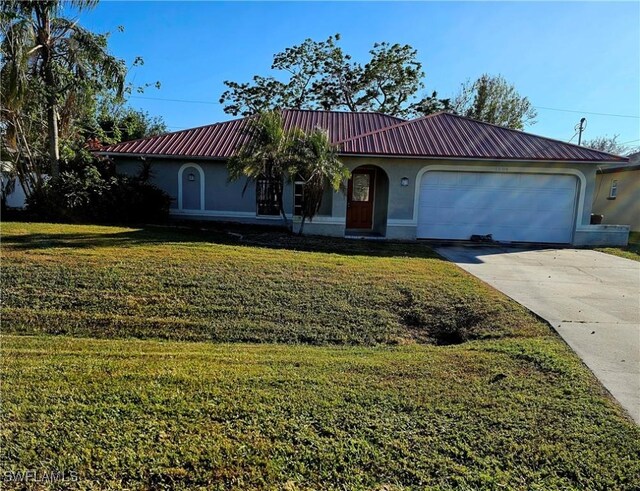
[576, 117, 587, 145]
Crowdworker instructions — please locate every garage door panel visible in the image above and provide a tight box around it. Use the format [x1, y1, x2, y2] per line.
[417, 171, 577, 243]
[467, 190, 495, 208]
[497, 175, 522, 187]
[430, 172, 457, 186]
[499, 191, 526, 210]
[518, 174, 550, 188]
[458, 173, 479, 186]
[527, 213, 570, 229]
[538, 191, 575, 211]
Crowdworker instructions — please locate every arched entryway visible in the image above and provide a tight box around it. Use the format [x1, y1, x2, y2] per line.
[178, 163, 205, 211]
[346, 165, 389, 236]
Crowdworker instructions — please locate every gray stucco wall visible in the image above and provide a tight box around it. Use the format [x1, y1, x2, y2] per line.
[116, 158, 316, 223]
[318, 185, 333, 216]
[117, 159, 180, 209]
[114, 156, 608, 243]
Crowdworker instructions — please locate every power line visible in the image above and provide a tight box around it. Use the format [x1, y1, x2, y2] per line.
[131, 95, 218, 105]
[534, 106, 640, 119]
[567, 130, 579, 144]
[131, 95, 640, 120]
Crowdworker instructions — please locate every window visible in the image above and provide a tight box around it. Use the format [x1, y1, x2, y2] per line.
[293, 180, 304, 217]
[609, 179, 618, 199]
[256, 179, 281, 216]
[352, 173, 371, 201]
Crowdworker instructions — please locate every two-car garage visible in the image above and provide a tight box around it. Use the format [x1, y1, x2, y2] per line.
[417, 171, 579, 244]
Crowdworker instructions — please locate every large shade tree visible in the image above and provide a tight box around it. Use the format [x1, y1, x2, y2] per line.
[219, 36, 539, 129]
[92, 93, 167, 145]
[220, 35, 450, 119]
[1, 0, 126, 180]
[451, 74, 537, 130]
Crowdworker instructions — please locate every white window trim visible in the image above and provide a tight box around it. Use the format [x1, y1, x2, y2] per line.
[609, 179, 618, 199]
[293, 179, 305, 217]
[177, 163, 205, 211]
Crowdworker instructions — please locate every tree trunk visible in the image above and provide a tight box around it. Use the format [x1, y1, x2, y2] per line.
[279, 206, 290, 232]
[40, 8, 59, 178]
[277, 185, 290, 232]
[13, 114, 40, 196]
[44, 54, 60, 178]
[46, 101, 60, 178]
[298, 216, 306, 236]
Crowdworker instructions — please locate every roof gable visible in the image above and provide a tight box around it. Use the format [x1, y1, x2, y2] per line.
[100, 109, 403, 158]
[338, 112, 628, 162]
[100, 109, 627, 163]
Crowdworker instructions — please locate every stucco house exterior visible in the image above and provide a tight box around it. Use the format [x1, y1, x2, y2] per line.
[100, 109, 630, 246]
[592, 153, 640, 232]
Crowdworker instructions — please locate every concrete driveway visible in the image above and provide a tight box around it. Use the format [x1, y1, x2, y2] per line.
[435, 246, 640, 423]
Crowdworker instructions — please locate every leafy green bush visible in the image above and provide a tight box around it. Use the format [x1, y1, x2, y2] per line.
[26, 163, 171, 224]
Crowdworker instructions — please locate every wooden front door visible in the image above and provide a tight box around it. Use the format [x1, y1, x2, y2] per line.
[346, 169, 375, 229]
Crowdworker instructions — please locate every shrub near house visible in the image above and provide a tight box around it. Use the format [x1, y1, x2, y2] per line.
[26, 163, 171, 224]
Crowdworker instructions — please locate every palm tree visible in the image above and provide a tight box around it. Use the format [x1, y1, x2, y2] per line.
[229, 112, 349, 234]
[295, 128, 350, 235]
[1, 0, 126, 178]
[228, 110, 301, 230]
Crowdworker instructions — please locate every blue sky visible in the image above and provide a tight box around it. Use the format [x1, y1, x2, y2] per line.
[79, 1, 640, 147]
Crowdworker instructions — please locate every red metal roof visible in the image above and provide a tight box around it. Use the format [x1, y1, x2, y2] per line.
[338, 112, 628, 162]
[100, 109, 403, 158]
[100, 109, 627, 163]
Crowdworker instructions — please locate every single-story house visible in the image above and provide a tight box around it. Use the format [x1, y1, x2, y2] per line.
[100, 109, 630, 246]
[592, 152, 640, 232]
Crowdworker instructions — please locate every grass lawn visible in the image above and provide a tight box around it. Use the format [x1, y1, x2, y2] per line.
[0, 222, 547, 345]
[1, 222, 639, 490]
[596, 231, 640, 262]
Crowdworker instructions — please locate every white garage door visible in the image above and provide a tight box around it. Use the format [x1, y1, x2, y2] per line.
[417, 171, 578, 243]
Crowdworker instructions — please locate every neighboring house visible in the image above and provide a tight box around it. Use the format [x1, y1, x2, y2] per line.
[100, 110, 630, 246]
[0, 162, 27, 210]
[593, 152, 640, 232]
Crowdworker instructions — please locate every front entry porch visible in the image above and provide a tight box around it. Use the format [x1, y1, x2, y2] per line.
[345, 165, 389, 237]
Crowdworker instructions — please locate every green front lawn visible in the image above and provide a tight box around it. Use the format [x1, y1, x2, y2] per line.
[0, 222, 546, 345]
[596, 231, 640, 261]
[2, 335, 639, 490]
[1, 222, 638, 490]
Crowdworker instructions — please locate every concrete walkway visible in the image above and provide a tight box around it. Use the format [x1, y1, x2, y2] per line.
[435, 246, 640, 423]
